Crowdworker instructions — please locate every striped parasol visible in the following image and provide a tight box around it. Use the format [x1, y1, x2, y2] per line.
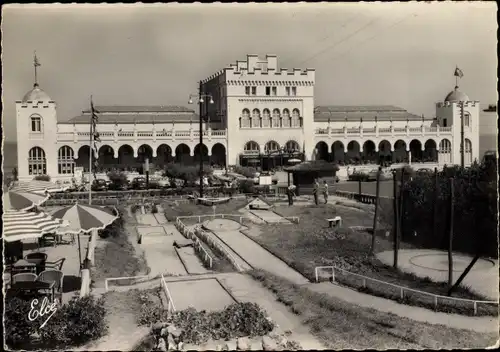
[3, 209, 65, 242]
[3, 190, 50, 211]
[52, 203, 119, 235]
[9, 180, 70, 194]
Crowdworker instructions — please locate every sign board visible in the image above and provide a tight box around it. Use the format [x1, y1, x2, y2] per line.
[74, 167, 84, 184]
[144, 158, 150, 172]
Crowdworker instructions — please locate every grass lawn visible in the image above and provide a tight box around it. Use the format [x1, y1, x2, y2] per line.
[245, 203, 497, 316]
[92, 206, 149, 284]
[161, 198, 249, 224]
[250, 269, 497, 350]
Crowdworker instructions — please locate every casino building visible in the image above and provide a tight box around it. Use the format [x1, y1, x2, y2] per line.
[15, 54, 480, 182]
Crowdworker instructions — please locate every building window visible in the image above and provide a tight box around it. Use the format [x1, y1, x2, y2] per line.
[262, 109, 271, 127]
[464, 113, 470, 127]
[264, 141, 280, 153]
[439, 139, 452, 153]
[252, 109, 261, 127]
[292, 109, 301, 127]
[272, 109, 280, 127]
[285, 140, 300, 153]
[266, 87, 271, 96]
[244, 141, 260, 154]
[285, 87, 290, 96]
[31, 115, 42, 132]
[291, 87, 297, 96]
[241, 109, 251, 128]
[28, 147, 47, 175]
[442, 119, 447, 127]
[271, 87, 277, 96]
[282, 109, 290, 127]
[58, 145, 75, 174]
[251, 87, 257, 95]
[245, 87, 251, 95]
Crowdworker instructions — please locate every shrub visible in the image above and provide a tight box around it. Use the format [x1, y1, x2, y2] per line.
[5, 297, 40, 348]
[151, 204, 158, 213]
[238, 179, 255, 194]
[164, 163, 214, 186]
[233, 166, 257, 178]
[171, 302, 274, 344]
[40, 295, 108, 347]
[99, 207, 124, 238]
[107, 170, 128, 186]
[394, 161, 498, 258]
[33, 174, 51, 181]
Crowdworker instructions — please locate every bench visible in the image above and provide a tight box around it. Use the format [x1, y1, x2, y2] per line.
[326, 216, 342, 228]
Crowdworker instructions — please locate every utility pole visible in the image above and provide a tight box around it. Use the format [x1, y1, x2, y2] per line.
[460, 102, 465, 168]
[199, 80, 204, 199]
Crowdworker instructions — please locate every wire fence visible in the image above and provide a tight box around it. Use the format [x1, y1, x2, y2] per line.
[315, 266, 497, 316]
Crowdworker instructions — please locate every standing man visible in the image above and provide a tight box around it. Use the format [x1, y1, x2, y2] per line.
[323, 180, 329, 204]
[287, 184, 296, 206]
[313, 179, 320, 205]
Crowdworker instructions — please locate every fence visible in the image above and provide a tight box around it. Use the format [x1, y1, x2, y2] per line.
[104, 274, 153, 291]
[160, 274, 177, 314]
[175, 217, 244, 272]
[174, 220, 213, 269]
[314, 265, 498, 316]
[176, 213, 245, 225]
[45, 198, 120, 206]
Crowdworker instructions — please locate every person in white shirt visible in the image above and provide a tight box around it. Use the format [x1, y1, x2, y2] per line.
[323, 180, 329, 204]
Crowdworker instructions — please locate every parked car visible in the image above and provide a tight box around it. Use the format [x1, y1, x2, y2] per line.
[416, 168, 434, 175]
[131, 177, 147, 190]
[108, 180, 130, 191]
[157, 177, 171, 189]
[91, 179, 108, 192]
[367, 168, 392, 181]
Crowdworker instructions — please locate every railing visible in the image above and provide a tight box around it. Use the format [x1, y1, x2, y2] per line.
[44, 198, 120, 206]
[60, 129, 227, 142]
[104, 274, 153, 291]
[160, 274, 177, 314]
[314, 125, 454, 137]
[174, 219, 213, 269]
[314, 266, 498, 316]
[176, 213, 245, 224]
[176, 217, 244, 272]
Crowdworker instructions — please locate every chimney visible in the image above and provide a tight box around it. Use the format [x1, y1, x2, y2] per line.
[266, 54, 277, 71]
[247, 54, 259, 73]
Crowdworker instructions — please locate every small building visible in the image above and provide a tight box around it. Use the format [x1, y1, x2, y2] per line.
[284, 160, 339, 195]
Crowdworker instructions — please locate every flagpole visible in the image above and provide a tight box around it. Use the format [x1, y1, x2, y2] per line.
[89, 96, 93, 205]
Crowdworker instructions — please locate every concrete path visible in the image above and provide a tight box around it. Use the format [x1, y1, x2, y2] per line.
[377, 249, 499, 300]
[175, 247, 211, 274]
[140, 224, 188, 277]
[207, 221, 309, 285]
[201, 229, 253, 271]
[136, 213, 159, 226]
[167, 278, 236, 312]
[250, 209, 291, 224]
[154, 204, 168, 224]
[218, 273, 325, 350]
[308, 282, 498, 334]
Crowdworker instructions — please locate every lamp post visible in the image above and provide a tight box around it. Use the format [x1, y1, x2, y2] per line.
[188, 82, 214, 198]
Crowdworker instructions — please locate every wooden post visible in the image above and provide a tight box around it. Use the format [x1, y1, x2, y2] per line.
[393, 171, 399, 268]
[433, 168, 439, 239]
[358, 178, 362, 199]
[448, 254, 480, 296]
[371, 167, 381, 254]
[398, 169, 405, 245]
[448, 177, 455, 291]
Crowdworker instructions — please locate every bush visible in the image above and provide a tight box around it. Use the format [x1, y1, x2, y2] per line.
[40, 295, 108, 347]
[171, 302, 274, 344]
[233, 166, 257, 178]
[33, 174, 51, 181]
[164, 163, 214, 186]
[107, 170, 128, 186]
[238, 179, 256, 194]
[151, 204, 158, 213]
[99, 207, 124, 238]
[5, 297, 40, 348]
[397, 161, 498, 258]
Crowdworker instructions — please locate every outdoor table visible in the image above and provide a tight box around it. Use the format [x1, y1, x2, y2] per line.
[13, 259, 36, 273]
[9, 281, 56, 302]
[25, 258, 46, 275]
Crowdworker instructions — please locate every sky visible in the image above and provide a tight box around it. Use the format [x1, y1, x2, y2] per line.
[2, 2, 498, 143]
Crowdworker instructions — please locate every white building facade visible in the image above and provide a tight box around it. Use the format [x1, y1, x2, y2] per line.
[15, 54, 480, 182]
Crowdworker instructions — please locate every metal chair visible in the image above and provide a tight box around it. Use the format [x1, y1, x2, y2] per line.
[12, 273, 37, 284]
[45, 258, 66, 271]
[37, 270, 64, 301]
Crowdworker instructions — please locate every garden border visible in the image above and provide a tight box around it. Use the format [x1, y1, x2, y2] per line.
[314, 265, 498, 316]
[160, 273, 176, 314]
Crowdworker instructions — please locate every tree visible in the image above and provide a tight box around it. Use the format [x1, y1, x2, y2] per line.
[107, 171, 128, 186]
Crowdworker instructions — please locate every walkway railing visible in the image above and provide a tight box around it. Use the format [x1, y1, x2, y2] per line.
[160, 274, 176, 314]
[314, 265, 498, 315]
[175, 217, 244, 272]
[176, 214, 245, 224]
[174, 219, 213, 269]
